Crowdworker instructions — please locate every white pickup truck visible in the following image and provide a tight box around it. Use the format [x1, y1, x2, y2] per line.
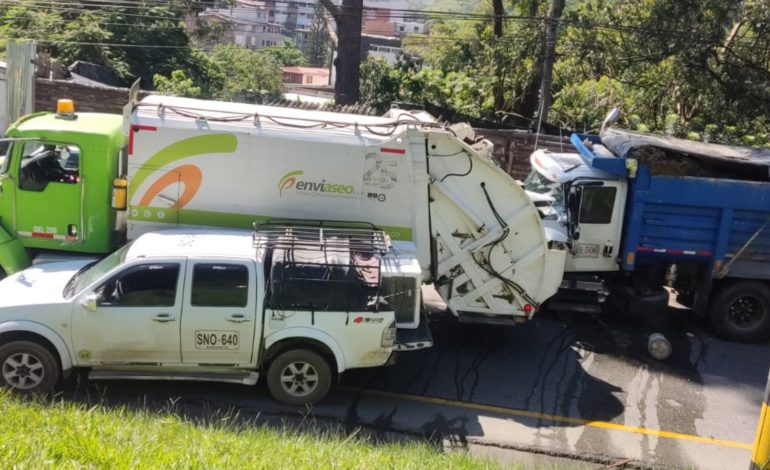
[0, 226, 398, 405]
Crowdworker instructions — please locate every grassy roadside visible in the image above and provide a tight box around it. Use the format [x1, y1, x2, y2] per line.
[0, 390, 512, 469]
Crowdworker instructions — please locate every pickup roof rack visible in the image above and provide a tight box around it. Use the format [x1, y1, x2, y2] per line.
[253, 219, 391, 311]
[252, 219, 391, 256]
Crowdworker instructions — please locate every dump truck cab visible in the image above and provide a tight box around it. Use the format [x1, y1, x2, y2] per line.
[0, 107, 127, 275]
[525, 149, 627, 273]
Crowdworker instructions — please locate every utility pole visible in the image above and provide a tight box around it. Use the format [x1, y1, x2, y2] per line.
[492, 0, 505, 114]
[537, 0, 565, 126]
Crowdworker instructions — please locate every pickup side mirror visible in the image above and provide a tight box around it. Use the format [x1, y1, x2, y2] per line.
[566, 185, 582, 241]
[81, 293, 99, 312]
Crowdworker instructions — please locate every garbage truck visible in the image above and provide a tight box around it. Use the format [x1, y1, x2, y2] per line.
[0, 94, 567, 340]
[525, 113, 770, 347]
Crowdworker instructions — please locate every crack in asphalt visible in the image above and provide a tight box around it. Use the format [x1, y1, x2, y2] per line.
[523, 327, 573, 411]
[452, 331, 475, 400]
[459, 328, 507, 402]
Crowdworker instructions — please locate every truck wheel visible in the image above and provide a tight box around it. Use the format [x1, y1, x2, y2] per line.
[0, 340, 60, 394]
[266, 349, 332, 406]
[709, 281, 770, 343]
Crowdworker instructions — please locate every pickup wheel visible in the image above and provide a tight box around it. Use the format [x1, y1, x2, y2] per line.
[0, 340, 59, 394]
[266, 349, 332, 406]
[709, 281, 770, 343]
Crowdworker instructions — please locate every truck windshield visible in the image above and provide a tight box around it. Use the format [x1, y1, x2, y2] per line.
[65, 242, 134, 298]
[523, 170, 565, 220]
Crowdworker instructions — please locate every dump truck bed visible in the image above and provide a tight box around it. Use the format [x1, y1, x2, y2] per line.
[571, 133, 770, 280]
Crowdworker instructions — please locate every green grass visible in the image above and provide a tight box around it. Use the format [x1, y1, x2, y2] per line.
[0, 390, 513, 469]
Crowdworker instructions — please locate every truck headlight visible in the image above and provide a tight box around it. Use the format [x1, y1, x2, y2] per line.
[381, 320, 396, 348]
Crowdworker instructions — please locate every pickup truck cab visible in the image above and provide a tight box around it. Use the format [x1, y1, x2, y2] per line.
[0, 228, 397, 405]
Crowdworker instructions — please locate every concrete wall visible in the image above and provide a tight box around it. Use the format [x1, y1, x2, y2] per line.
[35, 79, 149, 115]
[0, 61, 6, 134]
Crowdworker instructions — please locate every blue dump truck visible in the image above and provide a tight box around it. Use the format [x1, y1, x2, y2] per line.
[525, 117, 770, 352]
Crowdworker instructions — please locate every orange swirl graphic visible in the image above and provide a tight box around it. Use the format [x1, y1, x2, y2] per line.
[139, 164, 203, 208]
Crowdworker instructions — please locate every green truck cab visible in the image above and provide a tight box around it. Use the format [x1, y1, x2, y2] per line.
[0, 109, 126, 275]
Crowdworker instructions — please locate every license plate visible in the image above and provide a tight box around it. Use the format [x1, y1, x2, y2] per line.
[574, 243, 600, 258]
[194, 330, 240, 350]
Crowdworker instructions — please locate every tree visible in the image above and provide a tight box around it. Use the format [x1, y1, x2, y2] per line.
[359, 56, 399, 109]
[401, 1, 544, 124]
[153, 70, 203, 97]
[318, 0, 363, 104]
[306, 4, 331, 67]
[552, 0, 770, 142]
[208, 45, 284, 102]
[263, 39, 307, 66]
[0, 1, 210, 89]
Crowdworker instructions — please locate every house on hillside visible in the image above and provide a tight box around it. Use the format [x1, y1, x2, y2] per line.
[361, 34, 403, 65]
[394, 21, 427, 37]
[237, 0, 318, 30]
[194, 7, 285, 49]
[282, 66, 330, 85]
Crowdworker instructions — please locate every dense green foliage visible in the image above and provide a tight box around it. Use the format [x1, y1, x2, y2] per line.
[362, 0, 770, 144]
[5, 0, 770, 140]
[0, 391, 507, 469]
[0, 0, 288, 102]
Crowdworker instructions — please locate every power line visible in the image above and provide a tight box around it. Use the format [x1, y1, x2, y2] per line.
[2, 0, 764, 50]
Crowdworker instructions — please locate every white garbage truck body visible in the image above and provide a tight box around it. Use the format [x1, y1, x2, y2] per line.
[127, 95, 566, 323]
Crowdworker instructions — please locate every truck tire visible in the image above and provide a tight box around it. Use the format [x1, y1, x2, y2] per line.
[709, 281, 770, 343]
[0, 340, 60, 394]
[266, 349, 332, 406]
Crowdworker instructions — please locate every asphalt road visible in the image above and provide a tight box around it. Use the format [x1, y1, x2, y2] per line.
[58, 289, 770, 469]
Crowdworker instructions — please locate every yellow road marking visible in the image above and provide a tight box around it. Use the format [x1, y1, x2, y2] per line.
[339, 386, 753, 451]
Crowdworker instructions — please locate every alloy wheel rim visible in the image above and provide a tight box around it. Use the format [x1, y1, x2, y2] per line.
[2, 352, 45, 390]
[279, 361, 319, 397]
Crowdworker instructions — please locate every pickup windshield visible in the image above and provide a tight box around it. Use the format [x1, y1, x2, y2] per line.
[523, 170, 565, 220]
[64, 242, 134, 298]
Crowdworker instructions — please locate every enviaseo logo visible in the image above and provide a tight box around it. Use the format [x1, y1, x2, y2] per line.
[278, 170, 303, 196]
[277, 170, 356, 197]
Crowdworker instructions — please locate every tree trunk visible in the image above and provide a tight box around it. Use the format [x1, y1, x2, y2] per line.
[537, 0, 565, 126]
[319, 0, 363, 105]
[492, 0, 504, 38]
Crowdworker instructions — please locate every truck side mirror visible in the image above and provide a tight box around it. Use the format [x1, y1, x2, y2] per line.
[81, 293, 99, 312]
[567, 185, 582, 241]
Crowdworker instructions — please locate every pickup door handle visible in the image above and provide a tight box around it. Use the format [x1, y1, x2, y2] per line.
[152, 313, 176, 323]
[226, 314, 251, 323]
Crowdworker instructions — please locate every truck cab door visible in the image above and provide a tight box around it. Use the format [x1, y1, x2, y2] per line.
[71, 261, 184, 364]
[13, 141, 83, 244]
[0, 143, 16, 232]
[180, 260, 258, 365]
[566, 180, 626, 272]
